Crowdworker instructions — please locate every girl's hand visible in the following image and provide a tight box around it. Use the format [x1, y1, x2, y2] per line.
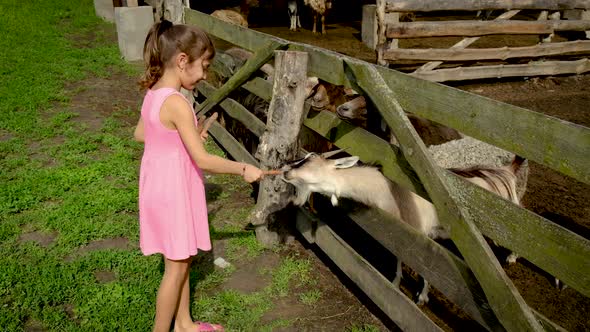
[242, 164, 264, 183]
[197, 112, 218, 142]
[241, 166, 282, 183]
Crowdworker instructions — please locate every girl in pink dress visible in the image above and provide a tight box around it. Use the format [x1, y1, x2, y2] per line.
[133, 20, 264, 332]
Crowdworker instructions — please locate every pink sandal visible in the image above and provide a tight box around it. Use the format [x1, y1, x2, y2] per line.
[195, 321, 224, 332]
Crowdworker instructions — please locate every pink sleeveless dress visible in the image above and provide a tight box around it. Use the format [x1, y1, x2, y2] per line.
[138, 87, 211, 260]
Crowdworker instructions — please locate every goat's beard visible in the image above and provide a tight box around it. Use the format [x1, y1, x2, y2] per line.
[292, 188, 311, 206]
[280, 176, 308, 206]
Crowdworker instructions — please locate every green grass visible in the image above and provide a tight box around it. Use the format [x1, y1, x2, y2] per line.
[0, 1, 276, 330]
[299, 289, 322, 305]
[270, 256, 313, 297]
[348, 324, 382, 332]
[0, 1, 354, 331]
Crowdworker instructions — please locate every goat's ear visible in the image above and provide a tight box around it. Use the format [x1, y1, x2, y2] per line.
[333, 156, 359, 169]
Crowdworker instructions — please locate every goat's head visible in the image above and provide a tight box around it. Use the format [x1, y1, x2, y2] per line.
[336, 95, 367, 122]
[281, 149, 359, 205]
[310, 84, 331, 111]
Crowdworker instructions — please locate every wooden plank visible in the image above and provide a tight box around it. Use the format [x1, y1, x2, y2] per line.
[197, 40, 285, 117]
[386, 20, 590, 39]
[296, 209, 444, 332]
[288, 43, 349, 88]
[296, 209, 315, 244]
[384, 0, 590, 12]
[197, 81, 266, 137]
[376, 0, 388, 66]
[302, 110, 590, 299]
[185, 9, 286, 52]
[385, 40, 590, 62]
[347, 208, 567, 332]
[241, 77, 272, 102]
[208, 121, 259, 166]
[416, 10, 520, 72]
[346, 60, 544, 332]
[411, 58, 590, 81]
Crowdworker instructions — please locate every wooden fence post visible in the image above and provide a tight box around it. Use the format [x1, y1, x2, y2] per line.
[376, 0, 388, 66]
[164, 0, 185, 23]
[251, 51, 309, 247]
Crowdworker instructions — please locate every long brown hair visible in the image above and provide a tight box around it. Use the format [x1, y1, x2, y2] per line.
[139, 20, 215, 89]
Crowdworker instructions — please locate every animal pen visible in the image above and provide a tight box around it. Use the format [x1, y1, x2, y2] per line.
[366, 0, 590, 82]
[183, 7, 589, 332]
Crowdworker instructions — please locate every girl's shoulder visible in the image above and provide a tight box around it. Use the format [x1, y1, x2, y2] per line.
[146, 88, 189, 106]
[148, 86, 178, 96]
[162, 93, 191, 112]
[159, 91, 195, 126]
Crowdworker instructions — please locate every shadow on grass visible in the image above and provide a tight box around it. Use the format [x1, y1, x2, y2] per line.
[205, 183, 224, 202]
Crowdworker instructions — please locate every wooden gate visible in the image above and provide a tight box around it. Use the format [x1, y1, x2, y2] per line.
[183, 8, 590, 332]
[368, 0, 590, 81]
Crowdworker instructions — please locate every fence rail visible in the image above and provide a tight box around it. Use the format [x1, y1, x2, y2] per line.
[384, 0, 590, 12]
[184, 7, 590, 332]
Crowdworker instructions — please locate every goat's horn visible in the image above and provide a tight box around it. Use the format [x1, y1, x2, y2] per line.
[321, 148, 348, 159]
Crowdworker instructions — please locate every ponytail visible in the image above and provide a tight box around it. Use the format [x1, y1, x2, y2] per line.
[138, 20, 215, 90]
[139, 20, 172, 89]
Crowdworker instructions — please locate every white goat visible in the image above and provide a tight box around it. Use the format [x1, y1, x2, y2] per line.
[281, 150, 525, 304]
[288, 0, 302, 31]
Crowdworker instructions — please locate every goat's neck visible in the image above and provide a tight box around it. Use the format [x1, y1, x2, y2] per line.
[321, 167, 445, 238]
[330, 167, 401, 218]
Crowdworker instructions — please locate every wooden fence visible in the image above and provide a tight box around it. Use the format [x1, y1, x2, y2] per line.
[369, 0, 590, 81]
[183, 7, 590, 332]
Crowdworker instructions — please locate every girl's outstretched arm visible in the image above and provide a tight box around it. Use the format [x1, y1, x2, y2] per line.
[134, 117, 145, 143]
[163, 94, 263, 181]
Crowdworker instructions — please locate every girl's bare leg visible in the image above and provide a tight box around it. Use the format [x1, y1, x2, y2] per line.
[166, 257, 224, 332]
[153, 257, 191, 332]
[173, 268, 200, 331]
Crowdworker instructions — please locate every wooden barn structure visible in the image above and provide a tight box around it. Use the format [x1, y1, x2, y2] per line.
[361, 0, 590, 82]
[179, 7, 589, 332]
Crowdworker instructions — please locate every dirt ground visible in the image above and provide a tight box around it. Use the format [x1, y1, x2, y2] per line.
[249, 19, 590, 332]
